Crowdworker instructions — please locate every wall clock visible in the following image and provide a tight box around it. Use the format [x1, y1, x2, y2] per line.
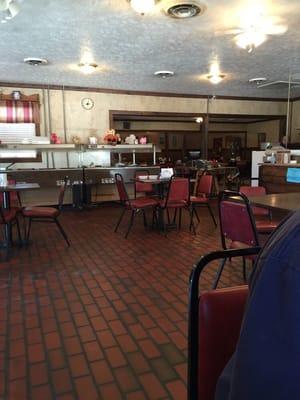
[81, 98, 94, 110]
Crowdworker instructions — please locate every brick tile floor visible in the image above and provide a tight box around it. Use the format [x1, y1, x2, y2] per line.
[0, 202, 269, 399]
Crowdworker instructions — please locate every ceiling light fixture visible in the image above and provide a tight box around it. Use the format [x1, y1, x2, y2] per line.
[129, 0, 156, 14]
[235, 29, 267, 53]
[0, 0, 19, 23]
[163, 0, 206, 19]
[195, 117, 203, 123]
[207, 74, 225, 84]
[154, 70, 174, 78]
[78, 63, 98, 74]
[206, 62, 225, 84]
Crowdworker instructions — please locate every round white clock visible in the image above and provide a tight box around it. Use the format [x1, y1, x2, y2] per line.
[81, 98, 94, 110]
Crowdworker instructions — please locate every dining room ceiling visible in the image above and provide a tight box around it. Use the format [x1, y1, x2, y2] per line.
[1, 0, 300, 99]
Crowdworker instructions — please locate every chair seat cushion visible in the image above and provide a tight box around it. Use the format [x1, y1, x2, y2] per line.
[158, 199, 188, 208]
[190, 196, 208, 204]
[2, 209, 17, 223]
[230, 241, 257, 260]
[129, 198, 158, 209]
[23, 206, 59, 218]
[256, 220, 278, 233]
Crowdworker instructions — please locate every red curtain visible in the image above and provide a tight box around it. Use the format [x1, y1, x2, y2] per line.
[0, 100, 39, 123]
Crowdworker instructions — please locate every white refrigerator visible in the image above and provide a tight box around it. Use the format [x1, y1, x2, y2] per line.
[251, 151, 265, 187]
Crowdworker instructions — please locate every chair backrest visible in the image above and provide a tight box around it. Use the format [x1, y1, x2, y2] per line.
[164, 177, 189, 206]
[188, 247, 260, 400]
[195, 174, 213, 197]
[115, 173, 130, 205]
[135, 170, 153, 196]
[218, 190, 259, 249]
[58, 176, 68, 211]
[198, 286, 248, 400]
[239, 186, 269, 216]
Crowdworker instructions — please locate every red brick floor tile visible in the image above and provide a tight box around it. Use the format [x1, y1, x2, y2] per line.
[114, 366, 140, 392]
[64, 337, 82, 356]
[8, 378, 27, 400]
[30, 363, 49, 386]
[31, 384, 53, 400]
[166, 379, 187, 400]
[75, 376, 99, 400]
[83, 341, 104, 362]
[139, 339, 161, 359]
[52, 369, 72, 394]
[139, 372, 168, 399]
[28, 343, 45, 363]
[9, 356, 26, 380]
[45, 331, 61, 350]
[0, 205, 251, 400]
[96, 329, 117, 348]
[126, 391, 148, 400]
[48, 349, 66, 370]
[99, 383, 123, 400]
[105, 346, 127, 368]
[90, 359, 113, 384]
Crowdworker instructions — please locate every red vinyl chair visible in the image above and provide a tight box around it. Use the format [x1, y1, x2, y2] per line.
[158, 176, 192, 232]
[22, 177, 70, 246]
[0, 205, 22, 260]
[239, 186, 278, 233]
[216, 190, 260, 287]
[114, 173, 158, 238]
[188, 247, 260, 400]
[134, 170, 154, 199]
[190, 173, 217, 229]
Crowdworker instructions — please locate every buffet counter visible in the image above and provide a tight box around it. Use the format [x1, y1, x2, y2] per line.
[7, 166, 160, 206]
[259, 164, 300, 193]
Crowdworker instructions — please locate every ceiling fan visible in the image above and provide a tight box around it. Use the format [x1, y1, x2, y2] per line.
[221, 14, 288, 53]
[0, 0, 21, 23]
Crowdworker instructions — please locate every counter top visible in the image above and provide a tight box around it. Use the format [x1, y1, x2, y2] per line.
[259, 163, 299, 167]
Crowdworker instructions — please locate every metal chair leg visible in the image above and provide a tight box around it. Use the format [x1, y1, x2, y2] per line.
[179, 208, 182, 229]
[207, 203, 217, 227]
[173, 208, 177, 224]
[15, 218, 22, 247]
[167, 209, 170, 224]
[188, 207, 196, 235]
[212, 258, 227, 289]
[26, 217, 32, 242]
[55, 218, 70, 246]
[114, 208, 126, 232]
[4, 223, 12, 261]
[194, 207, 200, 223]
[142, 209, 147, 227]
[125, 210, 135, 238]
[242, 257, 247, 282]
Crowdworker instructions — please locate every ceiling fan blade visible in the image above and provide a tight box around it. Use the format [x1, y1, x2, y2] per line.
[265, 24, 288, 35]
[215, 28, 243, 36]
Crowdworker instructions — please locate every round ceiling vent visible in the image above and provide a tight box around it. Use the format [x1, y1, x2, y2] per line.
[162, 0, 206, 18]
[154, 70, 174, 78]
[24, 57, 48, 66]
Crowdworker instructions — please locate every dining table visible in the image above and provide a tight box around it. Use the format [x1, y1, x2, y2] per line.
[0, 182, 40, 209]
[0, 182, 40, 246]
[249, 192, 300, 212]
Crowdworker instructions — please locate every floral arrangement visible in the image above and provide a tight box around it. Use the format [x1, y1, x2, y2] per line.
[104, 129, 117, 143]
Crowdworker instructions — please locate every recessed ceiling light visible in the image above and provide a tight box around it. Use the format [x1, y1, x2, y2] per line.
[249, 77, 267, 84]
[154, 70, 174, 78]
[207, 74, 225, 84]
[78, 63, 98, 74]
[24, 57, 48, 66]
[128, 0, 156, 14]
[163, 0, 206, 19]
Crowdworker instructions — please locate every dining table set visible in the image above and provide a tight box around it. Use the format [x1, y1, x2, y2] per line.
[0, 181, 40, 259]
